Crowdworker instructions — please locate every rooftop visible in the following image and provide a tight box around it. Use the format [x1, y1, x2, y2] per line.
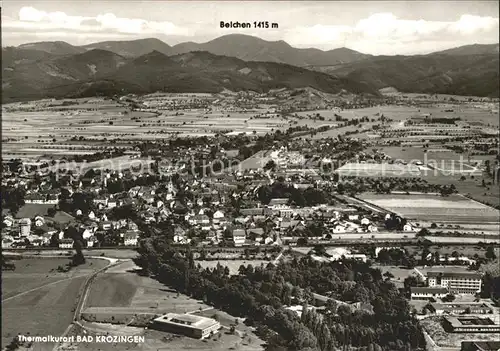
[445, 316, 498, 327]
[427, 271, 482, 279]
[410, 287, 448, 294]
[153, 313, 219, 330]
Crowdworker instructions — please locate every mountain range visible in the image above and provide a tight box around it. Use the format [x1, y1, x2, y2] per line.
[2, 47, 376, 102]
[3, 34, 499, 102]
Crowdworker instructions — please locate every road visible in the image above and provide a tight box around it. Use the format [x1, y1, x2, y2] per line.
[273, 248, 285, 264]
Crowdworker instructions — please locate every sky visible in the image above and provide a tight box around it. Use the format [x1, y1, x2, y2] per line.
[2, 1, 499, 55]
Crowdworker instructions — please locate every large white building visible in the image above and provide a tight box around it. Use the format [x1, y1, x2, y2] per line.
[427, 272, 482, 294]
[151, 313, 220, 339]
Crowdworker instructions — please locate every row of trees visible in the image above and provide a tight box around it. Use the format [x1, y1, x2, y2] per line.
[257, 182, 334, 207]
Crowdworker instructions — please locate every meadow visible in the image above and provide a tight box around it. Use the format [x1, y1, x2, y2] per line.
[1, 257, 108, 348]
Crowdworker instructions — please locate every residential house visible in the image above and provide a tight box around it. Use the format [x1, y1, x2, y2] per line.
[123, 231, 139, 246]
[233, 229, 246, 247]
[34, 216, 45, 227]
[100, 221, 113, 231]
[213, 210, 225, 219]
[59, 238, 73, 249]
[107, 198, 117, 209]
[19, 218, 31, 237]
[128, 221, 139, 231]
[189, 215, 210, 226]
[80, 227, 93, 240]
[93, 195, 108, 207]
[360, 218, 370, 226]
[403, 224, 414, 232]
[86, 236, 96, 248]
[3, 216, 14, 227]
[268, 198, 290, 210]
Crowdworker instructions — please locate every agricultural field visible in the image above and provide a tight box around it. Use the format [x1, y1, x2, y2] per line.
[2, 96, 304, 164]
[359, 193, 500, 224]
[296, 105, 413, 122]
[378, 146, 494, 168]
[1, 257, 108, 348]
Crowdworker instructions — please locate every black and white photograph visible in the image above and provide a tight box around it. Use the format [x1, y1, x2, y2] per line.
[1, 1, 499, 350]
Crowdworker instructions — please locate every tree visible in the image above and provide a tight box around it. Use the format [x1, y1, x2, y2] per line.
[416, 228, 429, 237]
[442, 294, 455, 302]
[404, 276, 420, 291]
[264, 160, 277, 171]
[383, 271, 395, 280]
[297, 237, 308, 246]
[47, 207, 57, 217]
[50, 233, 60, 247]
[485, 246, 497, 260]
[5, 337, 21, 351]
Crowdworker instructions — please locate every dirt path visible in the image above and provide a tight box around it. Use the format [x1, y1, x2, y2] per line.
[52, 258, 127, 351]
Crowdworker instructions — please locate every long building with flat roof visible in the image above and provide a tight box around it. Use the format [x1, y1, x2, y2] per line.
[444, 316, 500, 333]
[151, 313, 220, 339]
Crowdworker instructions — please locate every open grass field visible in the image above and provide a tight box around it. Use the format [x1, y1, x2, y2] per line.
[359, 193, 500, 223]
[373, 264, 417, 288]
[5, 203, 54, 218]
[1, 257, 108, 348]
[86, 261, 209, 315]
